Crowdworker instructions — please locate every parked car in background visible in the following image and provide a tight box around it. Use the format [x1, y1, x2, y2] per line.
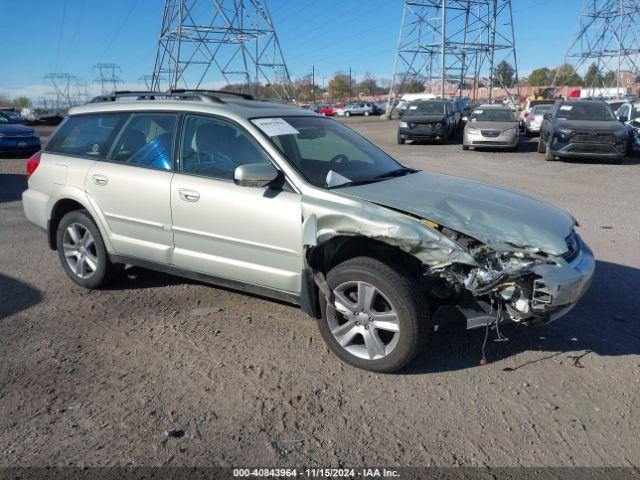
[336, 102, 372, 117]
[519, 99, 556, 131]
[22, 90, 595, 373]
[538, 99, 628, 163]
[0, 108, 28, 124]
[397, 100, 457, 144]
[524, 104, 554, 136]
[0, 111, 41, 156]
[606, 99, 626, 114]
[307, 104, 334, 116]
[454, 98, 472, 122]
[463, 104, 519, 151]
[615, 101, 640, 155]
[317, 104, 334, 116]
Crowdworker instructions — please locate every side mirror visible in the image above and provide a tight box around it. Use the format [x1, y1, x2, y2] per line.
[543, 113, 552, 121]
[618, 115, 629, 123]
[234, 163, 279, 188]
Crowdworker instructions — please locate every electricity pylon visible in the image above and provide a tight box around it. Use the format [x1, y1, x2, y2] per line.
[44, 73, 78, 110]
[93, 63, 123, 95]
[387, 0, 519, 111]
[556, 0, 640, 97]
[150, 0, 293, 99]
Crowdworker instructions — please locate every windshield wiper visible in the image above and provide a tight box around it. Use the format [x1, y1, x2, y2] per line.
[373, 167, 417, 179]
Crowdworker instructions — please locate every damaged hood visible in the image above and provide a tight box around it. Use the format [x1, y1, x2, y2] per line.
[337, 171, 575, 255]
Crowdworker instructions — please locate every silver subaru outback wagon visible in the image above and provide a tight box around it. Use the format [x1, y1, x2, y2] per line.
[22, 90, 595, 373]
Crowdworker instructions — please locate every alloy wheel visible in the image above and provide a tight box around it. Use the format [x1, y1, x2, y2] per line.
[327, 281, 400, 360]
[62, 223, 98, 279]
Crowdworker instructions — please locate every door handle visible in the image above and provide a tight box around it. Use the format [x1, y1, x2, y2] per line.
[92, 174, 108, 186]
[178, 188, 200, 202]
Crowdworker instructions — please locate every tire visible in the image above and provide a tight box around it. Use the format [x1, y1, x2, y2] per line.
[318, 257, 430, 373]
[537, 136, 546, 153]
[364, 111, 370, 116]
[56, 210, 117, 289]
[397, 133, 405, 145]
[545, 138, 555, 161]
[462, 145, 469, 150]
[345, 111, 351, 117]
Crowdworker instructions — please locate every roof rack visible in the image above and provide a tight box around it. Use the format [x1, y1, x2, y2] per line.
[168, 88, 254, 100]
[88, 89, 255, 105]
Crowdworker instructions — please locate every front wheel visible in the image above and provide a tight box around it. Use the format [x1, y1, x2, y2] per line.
[56, 210, 118, 289]
[345, 111, 351, 117]
[397, 133, 405, 145]
[537, 136, 546, 153]
[545, 138, 556, 161]
[318, 257, 430, 373]
[364, 111, 370, 116]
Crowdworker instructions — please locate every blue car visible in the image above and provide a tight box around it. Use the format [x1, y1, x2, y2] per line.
[0, 111, 41, 156]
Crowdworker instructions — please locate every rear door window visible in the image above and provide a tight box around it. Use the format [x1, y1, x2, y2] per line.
[46, 113, 128, 158]
[107, 113, 178, 170]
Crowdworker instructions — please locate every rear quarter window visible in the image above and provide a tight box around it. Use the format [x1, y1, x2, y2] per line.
[46, 113, 128, 158]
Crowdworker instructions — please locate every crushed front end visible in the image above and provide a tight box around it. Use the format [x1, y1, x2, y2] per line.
[431, 227, 595, 329]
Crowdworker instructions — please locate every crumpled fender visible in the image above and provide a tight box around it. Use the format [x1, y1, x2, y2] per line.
[301, 194, 477, 268]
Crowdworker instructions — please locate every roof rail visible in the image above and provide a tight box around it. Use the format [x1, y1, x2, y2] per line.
[87, 89, 256, 105]
[169, 88, 254, 100]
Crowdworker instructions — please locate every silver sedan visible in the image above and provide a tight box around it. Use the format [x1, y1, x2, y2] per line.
[463, 104, 520, 151]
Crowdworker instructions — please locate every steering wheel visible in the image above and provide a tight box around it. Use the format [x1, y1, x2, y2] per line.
[329, 154, 349, 170]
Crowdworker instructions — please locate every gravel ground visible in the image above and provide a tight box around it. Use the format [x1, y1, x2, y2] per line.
[1, 120, 639, 468]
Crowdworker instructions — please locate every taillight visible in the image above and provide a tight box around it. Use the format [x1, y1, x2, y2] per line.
[26, 151, 41, 179]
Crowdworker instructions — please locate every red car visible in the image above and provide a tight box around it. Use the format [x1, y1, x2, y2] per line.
[316, 104, 334, 116]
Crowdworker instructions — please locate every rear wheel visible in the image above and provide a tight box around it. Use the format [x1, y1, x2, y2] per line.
[318, 257, 430, 373]
[56, 210, 118, 289]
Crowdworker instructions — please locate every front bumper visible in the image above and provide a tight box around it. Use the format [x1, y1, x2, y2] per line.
[515, 236, 595, 324]
[551, 138, 626, 159]
[463, 130, 518, 148]
[399, 126, 446, 140]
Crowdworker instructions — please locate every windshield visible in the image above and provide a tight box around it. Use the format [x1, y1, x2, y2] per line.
[469, 108, 514, 122]
[557, 102, 616, 121]
[531, 105, 552, 114]
[405, 102, 446, 115]
[253, 116, 410, 189]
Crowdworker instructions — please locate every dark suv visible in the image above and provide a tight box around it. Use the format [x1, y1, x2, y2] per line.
[397, 100, 457, 144]
[538, 100, 628, 163]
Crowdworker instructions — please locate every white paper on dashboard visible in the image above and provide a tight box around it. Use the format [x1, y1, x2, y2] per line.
[325, 170, 352, 188]
[251, 118, 300, 137]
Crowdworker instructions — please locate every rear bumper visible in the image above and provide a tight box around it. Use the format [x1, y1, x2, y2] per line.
[22, 188, 50, 231]
[0, 138, 41, 156]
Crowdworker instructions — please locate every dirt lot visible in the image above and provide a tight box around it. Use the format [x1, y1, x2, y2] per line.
[1, 119, 639, 468]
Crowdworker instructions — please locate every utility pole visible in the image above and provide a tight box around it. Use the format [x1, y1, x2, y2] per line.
[555, 0, 640, 98]
[387, 0, 519, 114]
[349, 67, 352, 101]
[312, 66, 315, 103]
[151, 0, 294, 100]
